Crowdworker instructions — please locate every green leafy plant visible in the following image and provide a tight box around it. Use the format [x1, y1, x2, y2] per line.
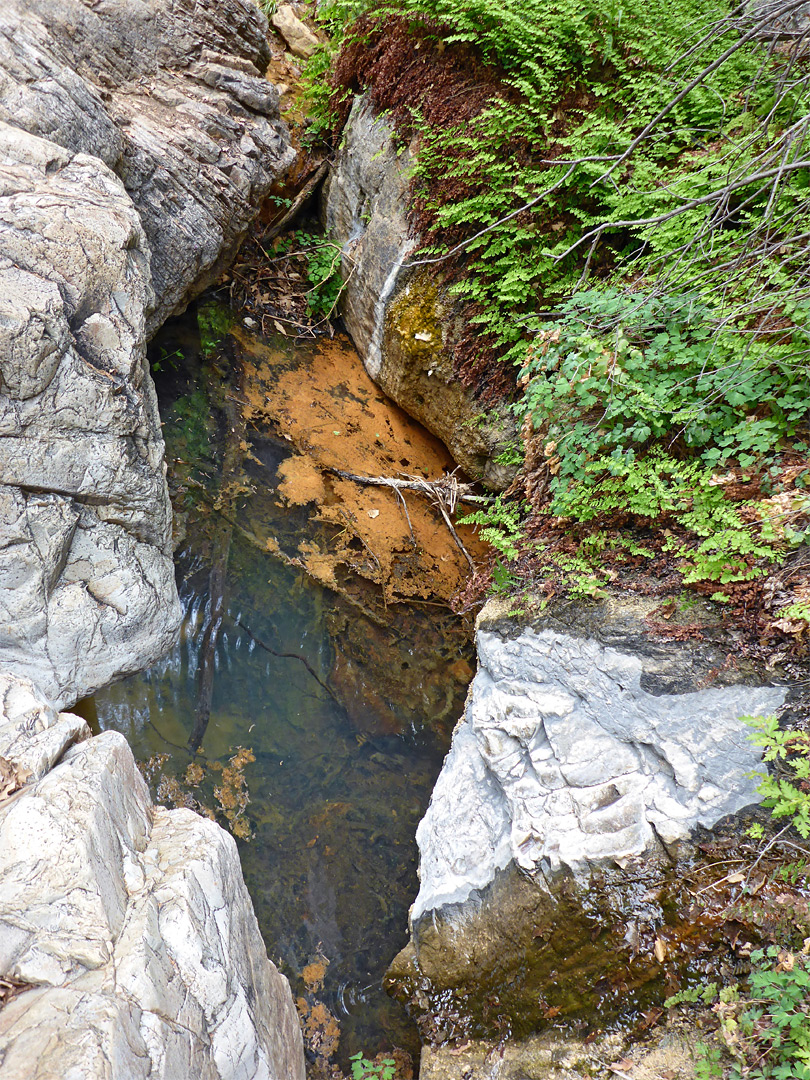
[320, 0, 810, 593]
[715, 947, 810, 1079]
[349, 1052, 396, 1080]
[665, 714, 810, 1077]
[272, 230, 344, 319]
[744, 715, 810, 839]
[458, 494, 524, 561]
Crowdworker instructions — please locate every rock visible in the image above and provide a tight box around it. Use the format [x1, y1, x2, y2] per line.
[387, 593, 790, 1038]
[0, 0, 297, 333]
[271, 6, 323, 59]
[321, 97, 516, 489]
[0, 0, 297, 707]
[0, 123, 181, 707]
[754, 0, 810, 37]
[420, 1027, 701, 1080]
[0, 671, 305, 1080]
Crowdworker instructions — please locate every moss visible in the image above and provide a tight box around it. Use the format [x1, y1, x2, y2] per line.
[197, 299, 234, 359]
[387, 277, 454, 380]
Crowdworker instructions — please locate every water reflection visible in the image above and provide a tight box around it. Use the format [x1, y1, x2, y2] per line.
[94, 306, 476, 1068]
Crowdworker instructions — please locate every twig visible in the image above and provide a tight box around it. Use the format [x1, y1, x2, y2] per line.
[262, 160, 330, 242]
[230, 616, 338, 702]
[327, 466, 481, 569]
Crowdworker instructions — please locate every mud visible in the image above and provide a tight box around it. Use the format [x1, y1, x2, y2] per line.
[234, 328, 487, 607]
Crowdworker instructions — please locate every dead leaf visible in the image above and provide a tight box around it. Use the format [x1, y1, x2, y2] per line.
[610, 1058, 635, 1072]
[777, 949, 795, 972]
[0, 756, 32, 803]
[726, 872, 746, 884]
[638, 1006, 663, 1031]
[654, 937, 667, 963]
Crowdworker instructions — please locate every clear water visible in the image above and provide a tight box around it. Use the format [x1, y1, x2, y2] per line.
[93, 308, 473, 1068]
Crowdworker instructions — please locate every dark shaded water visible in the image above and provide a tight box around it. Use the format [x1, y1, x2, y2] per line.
[93, 306, 474, 1069]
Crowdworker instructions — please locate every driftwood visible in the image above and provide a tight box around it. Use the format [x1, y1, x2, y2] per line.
[327, 467, 490, 571]
[262, 160, 330, 243]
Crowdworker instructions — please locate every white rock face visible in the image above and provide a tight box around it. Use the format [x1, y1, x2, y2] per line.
[0, 672, 305, 1080]
[0, 0, 297, 333]
[0, 122, 181, 707]
[413, 624, 785, 920]
[0, 0, 297, 707]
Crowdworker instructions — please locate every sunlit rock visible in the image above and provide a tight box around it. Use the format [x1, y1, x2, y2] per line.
[0, 671, 305, 1080]
[388, 593, 790, 1038]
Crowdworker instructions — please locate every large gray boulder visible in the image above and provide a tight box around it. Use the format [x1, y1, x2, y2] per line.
[0, 0, 297, 333]
[321, 96, 516, 489]
[388, 594, 788, 1039]
[0, 670, 305, 1080]
[0, 122, 180, 707]
[0, 0, 296, 707]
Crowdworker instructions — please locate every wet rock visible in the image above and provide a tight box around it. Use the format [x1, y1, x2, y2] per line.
[387, 594, 790, 1036]
[0, 671, 305, 1080]
[420, 1027, 701, 1079]
[321, 97, 516, 488]
[0, 0, 297, 707]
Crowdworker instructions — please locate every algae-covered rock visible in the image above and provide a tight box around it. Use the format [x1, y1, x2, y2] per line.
[420, 1027, 701, 1079]
[321, 96, 516, 488]
[381, 272, 515, 488]
[387, 593, 795, 1039]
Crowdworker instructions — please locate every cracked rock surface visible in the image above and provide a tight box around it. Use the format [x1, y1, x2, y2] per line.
[0, 671, 305, 1080]
[413, 620, 784, 920]
[0, 0, 296, 707]
[386, 594, 791, 1035]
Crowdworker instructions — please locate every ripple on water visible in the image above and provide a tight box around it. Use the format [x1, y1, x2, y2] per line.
[94, 304, 480, 1069]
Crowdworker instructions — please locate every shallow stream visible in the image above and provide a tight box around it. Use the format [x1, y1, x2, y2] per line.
[92, 302, 479, 1068]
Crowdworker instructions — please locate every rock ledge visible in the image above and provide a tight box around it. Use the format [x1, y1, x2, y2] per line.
[0, 671, 304, 1080]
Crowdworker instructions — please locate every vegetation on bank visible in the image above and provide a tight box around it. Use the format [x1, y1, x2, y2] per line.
[302, 0, 810, 645]
[277, 1, 810, 1073]
[665, 715, 810, 1079]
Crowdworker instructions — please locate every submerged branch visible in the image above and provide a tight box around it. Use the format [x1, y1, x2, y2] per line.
[326, 466, 488, 570]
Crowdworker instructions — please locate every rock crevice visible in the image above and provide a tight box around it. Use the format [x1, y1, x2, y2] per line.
[0, 671, 305, 1080]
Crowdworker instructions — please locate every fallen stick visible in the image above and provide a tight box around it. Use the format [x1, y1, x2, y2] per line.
[262, 160, 330, 243]
[326, 467, 485, 569]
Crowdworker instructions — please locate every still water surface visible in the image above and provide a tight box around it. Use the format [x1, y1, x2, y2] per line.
[93, 307, 473, 1067]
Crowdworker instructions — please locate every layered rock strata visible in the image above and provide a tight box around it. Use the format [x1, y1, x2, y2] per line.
[0, 671, 305, 1080]
[388, 594, 789, 1036]
[0, 0, 297, 333]
[321, 96, 515, 488]
[0, 0, 296, 707]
